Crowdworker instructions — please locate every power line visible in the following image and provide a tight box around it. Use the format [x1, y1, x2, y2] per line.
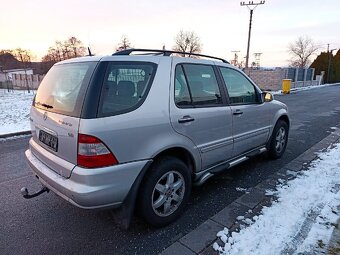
[240, 1, 265, 68]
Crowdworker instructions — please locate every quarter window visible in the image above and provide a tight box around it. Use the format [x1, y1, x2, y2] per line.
[98, 62, 156, 117]
[175, 65, 191, 106]
[219, 67, 259, 104]
[175, 64, 222, 107]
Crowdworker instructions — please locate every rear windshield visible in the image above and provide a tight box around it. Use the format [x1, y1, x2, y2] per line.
[34, 62, 97, 117]
[98, 62, 157, 117]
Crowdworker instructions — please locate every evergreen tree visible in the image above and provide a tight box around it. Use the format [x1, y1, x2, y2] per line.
[310, 52, 329, 81]
[332, 50, 340, 83]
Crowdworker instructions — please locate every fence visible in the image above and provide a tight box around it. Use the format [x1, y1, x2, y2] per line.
[244, 68, 286, 91]
[291, 80, 320, 88]
[0, 81, 14, 90]
[245, 67, 323, 91]
[11, 73, 44, 89]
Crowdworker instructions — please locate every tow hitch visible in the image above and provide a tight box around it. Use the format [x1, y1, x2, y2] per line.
[20, 186, 49, 199]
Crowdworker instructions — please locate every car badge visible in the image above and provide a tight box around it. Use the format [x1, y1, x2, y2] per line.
[43, 112, 48, 121]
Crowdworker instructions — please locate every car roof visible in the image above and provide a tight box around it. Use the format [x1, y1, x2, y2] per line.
[57, 54, 234, 68]
[56, 56, 103, 65]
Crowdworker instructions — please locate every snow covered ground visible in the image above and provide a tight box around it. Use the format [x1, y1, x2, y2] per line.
[0, 89, 35, 135]
[213, 142, 340, 255]
[271, 82, 340, 95]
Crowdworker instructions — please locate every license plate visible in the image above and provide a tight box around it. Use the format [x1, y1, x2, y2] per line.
[39, 130, 58, 152]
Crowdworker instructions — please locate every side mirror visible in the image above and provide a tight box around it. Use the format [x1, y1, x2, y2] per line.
[263, 92, 274, 102]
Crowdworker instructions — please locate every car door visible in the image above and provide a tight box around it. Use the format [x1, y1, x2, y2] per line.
[170, 60, 233, 171]
[218, 66, 271, 157]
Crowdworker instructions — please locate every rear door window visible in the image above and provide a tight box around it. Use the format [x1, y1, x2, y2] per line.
[34, 62, 97, 117]
[98, 62, 157, 117]
[174, 64, 222, 107]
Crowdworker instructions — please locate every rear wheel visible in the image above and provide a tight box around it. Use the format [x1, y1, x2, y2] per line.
[138, 157, 191, 227]
[268, 120, 288, 159]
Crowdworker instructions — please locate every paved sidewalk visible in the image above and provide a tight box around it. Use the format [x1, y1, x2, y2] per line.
[327, 215, 340, 254]
[160, 129, 340, 255]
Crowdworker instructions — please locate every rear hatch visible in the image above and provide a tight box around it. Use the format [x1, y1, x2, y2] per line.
[30, 61, 97, 178]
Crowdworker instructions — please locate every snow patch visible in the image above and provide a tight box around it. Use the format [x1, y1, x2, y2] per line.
[0, 89, 35, 135]
[271, 83, 339, 95]
[236, 216, 244, 221]
[265, 189, 276, 196]
[236, 187, 250, 194]
[242, 218, 253, 225]
[214, 142, 340, 255]
[0, 134, 31, 142]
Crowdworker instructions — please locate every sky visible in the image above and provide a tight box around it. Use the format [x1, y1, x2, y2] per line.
[1, 0, 340, 67]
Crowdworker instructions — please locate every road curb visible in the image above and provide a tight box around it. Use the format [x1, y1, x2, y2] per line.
[160, 129, 340, 255]
[273, 83, 340, 96]
[0, 131, 31, 139]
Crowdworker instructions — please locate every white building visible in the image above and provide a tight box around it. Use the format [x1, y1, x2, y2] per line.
[3, 68, 34, 80]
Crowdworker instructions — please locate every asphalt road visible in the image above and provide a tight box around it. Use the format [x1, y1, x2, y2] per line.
[1, 85, 340, 255]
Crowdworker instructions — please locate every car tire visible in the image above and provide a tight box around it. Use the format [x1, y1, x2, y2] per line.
[268, 120, 289, 159]
[138, 156, 191, 227]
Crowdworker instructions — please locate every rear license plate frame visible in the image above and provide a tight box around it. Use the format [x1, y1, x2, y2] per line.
[39, 130, 58, 152]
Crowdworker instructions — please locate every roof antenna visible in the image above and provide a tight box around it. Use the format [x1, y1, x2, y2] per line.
[88, 47, 93, 56]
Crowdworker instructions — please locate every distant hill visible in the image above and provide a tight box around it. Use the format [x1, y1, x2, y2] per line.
[0, 53, 54, 74]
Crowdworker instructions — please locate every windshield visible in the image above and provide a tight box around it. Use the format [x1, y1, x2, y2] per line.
[34, 62, 97, 117]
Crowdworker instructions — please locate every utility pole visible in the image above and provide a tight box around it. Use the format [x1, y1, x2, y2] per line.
[240, 1, 265, 69]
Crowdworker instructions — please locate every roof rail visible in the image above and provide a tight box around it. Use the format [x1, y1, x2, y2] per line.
[112, 48, 229, 64]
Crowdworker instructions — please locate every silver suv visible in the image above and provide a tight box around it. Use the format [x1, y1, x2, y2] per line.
[25, 49, 289, 227]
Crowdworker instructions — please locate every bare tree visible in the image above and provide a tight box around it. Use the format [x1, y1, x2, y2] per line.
[12, 48, 33, 92]
[42, 36, 86, 63]
[67, 36, 86, 57]
[42, 47, 59, 62]
[116, 36, 132, 52]
[173, 30, 202, 57]
[288, 36, 319, 68]
[12, 48, 32, 64]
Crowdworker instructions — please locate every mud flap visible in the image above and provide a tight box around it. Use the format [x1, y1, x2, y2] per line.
[111, 160, 153, 229]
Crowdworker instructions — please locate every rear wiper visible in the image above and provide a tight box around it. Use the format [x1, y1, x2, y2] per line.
[36, 101, 54, 109]
[42, 103, 53, 109]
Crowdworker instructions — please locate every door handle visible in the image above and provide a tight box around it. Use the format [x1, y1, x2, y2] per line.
[178, 115, 195, 123]
[233, 109, 243, 116]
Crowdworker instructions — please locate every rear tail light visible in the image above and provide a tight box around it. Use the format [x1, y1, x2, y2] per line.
[77, 134, 118, 168]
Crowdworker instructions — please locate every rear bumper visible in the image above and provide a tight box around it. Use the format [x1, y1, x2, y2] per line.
[25, 148, 151, 209]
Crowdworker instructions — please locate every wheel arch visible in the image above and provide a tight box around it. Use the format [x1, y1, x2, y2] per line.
[267, 111, 290, 145]
[270, 109, 290, 138]
[151, 147, 196, 176]
[136, 147, 196, 202]
[277, 114, 290, 129]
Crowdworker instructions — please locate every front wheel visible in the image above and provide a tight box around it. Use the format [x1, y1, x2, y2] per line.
[138, 157, 191, 227]
[268, 120, 289, 159]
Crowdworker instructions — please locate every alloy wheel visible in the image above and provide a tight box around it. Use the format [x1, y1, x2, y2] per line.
[275, 127, 286, 153]
[151, 171, 185, 217]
